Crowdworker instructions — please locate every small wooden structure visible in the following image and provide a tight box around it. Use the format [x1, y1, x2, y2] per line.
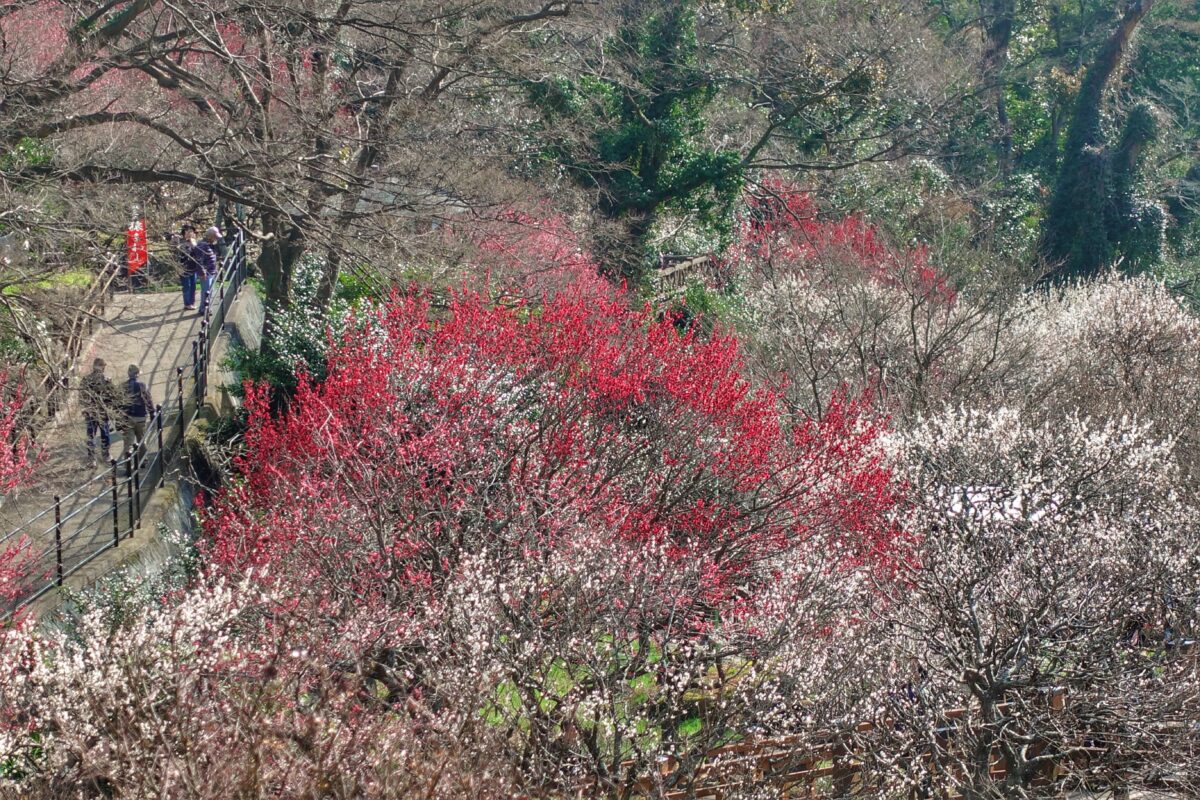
[652, 253, 719, 299]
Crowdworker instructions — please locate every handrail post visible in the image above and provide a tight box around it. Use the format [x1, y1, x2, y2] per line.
[236, 232, 245, 284]
[176, 366, 186, 452]
[133, 443, 142, 527]
[54, 495, 63, 587]
[192, 340, 200, 405]
[125, 449, 134, 538]
[198, 321, 208, 402]
[111, 458, 120, 547]
[156, 404, 164, 488]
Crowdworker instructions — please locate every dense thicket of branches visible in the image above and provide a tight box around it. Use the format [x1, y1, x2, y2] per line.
[2, 1, 1200, 798]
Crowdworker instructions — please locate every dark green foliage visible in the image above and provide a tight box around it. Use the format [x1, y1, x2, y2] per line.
[525, 1, 743, 282]
[922, 0, 1196, 278]
[1167, 163, 1200, 243]
[1042, 101, 1163, 278]
[1040, 1, 1163, 280]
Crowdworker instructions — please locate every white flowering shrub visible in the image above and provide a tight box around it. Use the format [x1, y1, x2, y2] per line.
[741, 264, 1200, 490]
[1015, 273, 1200, 480]
[0, 576, 516, 798]
[737, 252, 1026, 422]
[434, 521, 888, 796]
[861, 406, 1200, 797]
[229, 253, 356, 400]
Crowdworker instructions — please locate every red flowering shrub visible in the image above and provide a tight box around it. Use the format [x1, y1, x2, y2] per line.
[727, 181, 954, 304]
[210, 289, 896, 611]
[467, 211, 615, 301]
[0, 376, 37, 605]
[201, 288, 901, 791]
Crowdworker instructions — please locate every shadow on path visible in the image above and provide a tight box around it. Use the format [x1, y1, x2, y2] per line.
[0, 289, 201, 545]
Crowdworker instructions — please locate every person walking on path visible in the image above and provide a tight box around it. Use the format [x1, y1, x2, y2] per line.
[176, 224, 202, 310]
[120, 364, 154, 454]
[196, 226, 221, 316]
[80, 358, 118, 467]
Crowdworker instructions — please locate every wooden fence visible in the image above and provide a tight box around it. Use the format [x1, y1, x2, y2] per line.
[576, 689, 1188, 799]
[652, 254, 719, 299]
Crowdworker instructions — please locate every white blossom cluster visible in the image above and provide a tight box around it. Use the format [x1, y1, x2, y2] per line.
[740, 265, 1200, 794]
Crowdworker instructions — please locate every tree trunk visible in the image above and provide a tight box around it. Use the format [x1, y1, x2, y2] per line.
[315, 248, 341, 310]
[1040, 0, 1157, 280]
[594, 208, 655, 287]
[981, 0, 1015, 174]
[1066, 0, 1157, 154]
[256, 213, 305, 349]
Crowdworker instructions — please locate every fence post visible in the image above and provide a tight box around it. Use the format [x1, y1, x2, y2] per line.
[125, 449, 134, 537]
[111, 458, 120, 547]
[198, 321, 208, 401]
[192, 340, 200, 405]
[156, 405, 165, 488]
[54, 495, 63, 587]
[133, 443, 142, 526]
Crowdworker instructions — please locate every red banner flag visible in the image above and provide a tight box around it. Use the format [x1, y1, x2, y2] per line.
[126, 219, 148, 274]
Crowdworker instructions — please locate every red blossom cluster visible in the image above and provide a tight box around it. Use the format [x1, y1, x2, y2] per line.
[0, 2, 67, 76]
[728, 181, 954, 303]
[0, 374, 36, 604]
[205, 288, 901, 628]
[468, 211, 614, 301]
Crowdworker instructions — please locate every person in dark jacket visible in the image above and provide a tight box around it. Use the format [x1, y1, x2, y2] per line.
[177, 224, 202, 310]
[81, 358, 118, 467]
[121, 364, 154, 454]
[196, 226, 221, 315]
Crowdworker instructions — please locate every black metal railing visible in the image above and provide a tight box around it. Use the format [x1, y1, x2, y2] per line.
[0, 230, 248, 618]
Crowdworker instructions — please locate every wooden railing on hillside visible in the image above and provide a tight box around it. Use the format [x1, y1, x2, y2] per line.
[581, 686, 1193, 799]
[652, 254, 720, 298]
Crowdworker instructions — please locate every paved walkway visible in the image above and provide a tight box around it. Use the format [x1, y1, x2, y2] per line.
[0, 289, 204, 605]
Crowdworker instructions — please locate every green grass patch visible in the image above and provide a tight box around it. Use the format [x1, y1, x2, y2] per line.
[2, 268, 94, 295]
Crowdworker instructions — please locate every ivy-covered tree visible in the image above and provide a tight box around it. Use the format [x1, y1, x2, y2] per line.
[1039, 0, 1164, 279]
[521, 0, 957, 285]
[524, 1, 742, 283]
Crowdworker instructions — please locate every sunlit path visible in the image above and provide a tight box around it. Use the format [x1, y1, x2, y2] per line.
[0, 234, 248, 616]
[1, 291, 201, 526]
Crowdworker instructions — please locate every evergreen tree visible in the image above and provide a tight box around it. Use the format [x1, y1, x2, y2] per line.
[525, 0, 742, 284]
